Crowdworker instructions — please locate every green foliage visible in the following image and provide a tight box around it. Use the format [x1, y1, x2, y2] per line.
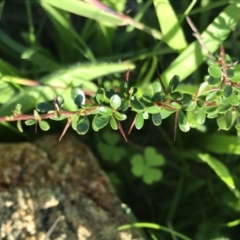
[130, 147, 165, 184]
[1, 0, 240, 239]
[97, 131, 126, 162]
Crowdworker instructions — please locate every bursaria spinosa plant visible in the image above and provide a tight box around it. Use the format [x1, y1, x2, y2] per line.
[1, 45, 240, 141]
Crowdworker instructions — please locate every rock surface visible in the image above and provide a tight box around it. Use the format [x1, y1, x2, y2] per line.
[0, 134, 142, 240]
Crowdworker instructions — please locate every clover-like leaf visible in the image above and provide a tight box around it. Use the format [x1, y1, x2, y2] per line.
[131, 147, 165, 184]
[131, 154, 145, 177]
[144, 147, 165, 167]
[39, 120, 50, 131]
[143, 168, 162, 185]
[71, 88, 86, 106]
[110, 94, 121, 110]
[208, 64, 222, 78]
[76, 116, 90, 135]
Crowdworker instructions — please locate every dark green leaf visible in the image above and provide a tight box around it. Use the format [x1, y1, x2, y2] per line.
[208, 65, 222, 78]
[223, 85, 233, 98]
[227, 69, 234, 78]
[55, 95, 64, 108]
[130, 98, 145, 111]
[93, 115, 110, 129]
[120, 81, 128, 93]
[196, 98, 205, 108]
[110, 94, 121, 110]
[170, 91, 182, 100]
[95, 88, 105, 104]
[152, 113, 162, 126]
[135, 113, 144, 129]
[168, 75, 180, 93]
[71, 88, 86, 106]
[120, 99, 129, 111]
[76, 116, 90, 135]
[36, 102, 54, 113]
[178, 111, 190, 132]
[39, 120, 50, 131]
[205, 106, 218, 114]
[218, 103, 232, 113]
[207, 76, 221, 85]
[141, 93, 152, 103]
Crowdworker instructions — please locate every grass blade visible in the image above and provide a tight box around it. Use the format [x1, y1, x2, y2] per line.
[153, 0, 188, 51]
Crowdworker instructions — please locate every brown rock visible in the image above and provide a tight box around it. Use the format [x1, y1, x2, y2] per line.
[0, 135, 143, 240]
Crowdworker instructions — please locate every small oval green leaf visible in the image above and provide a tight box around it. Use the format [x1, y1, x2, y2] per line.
[71, 88, 86, 106]
[223, 85, 233, 98]
[130, 98, 145, 111]
[25, 119, 36, 126]
[110, 116, 118, 130]
[39, 120, 50, 131]
[146, 106, 161, 114]
[93, 115, 110, 129]
[178, 111, 190, 132]
[135, 113, 144, 129]
[207, 76, 221, 85]
[227, 94, 239, 106]
[110, 94, 121, 110]
[36, 102, 54, 113]
[114, 111, 127, 121]
[98, 106, 113, 116]
[168, 75, 180, 93]
[197, 108, 206, 124]
[208, 65, 222, 78]
[152, 113, 162, 126]
[76, 116, 90, 135]
[95, 88, 105, 104]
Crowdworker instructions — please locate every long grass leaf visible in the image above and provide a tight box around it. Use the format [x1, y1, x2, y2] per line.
[161, 2, 240, 85]
[0, 62, 135, 116]
[153, 0, 188, 51]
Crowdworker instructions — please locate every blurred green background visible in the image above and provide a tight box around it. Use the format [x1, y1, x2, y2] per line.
[1, 0, 240, 239]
